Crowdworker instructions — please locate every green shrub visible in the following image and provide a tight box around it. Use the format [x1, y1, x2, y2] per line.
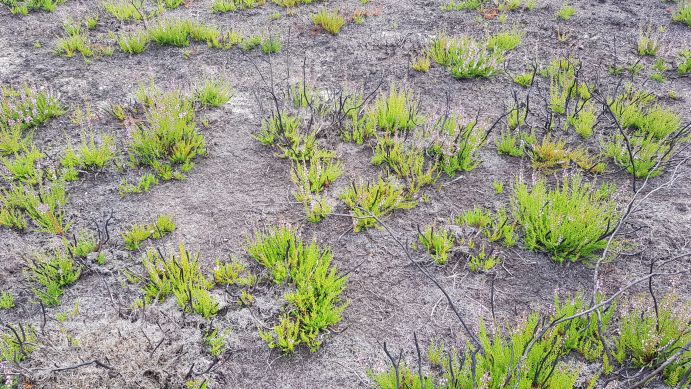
[118, 173, 159, 196]
[117, 30, 149, 54]
[0, 84, 63, 131]
[212, 0, 266, 13]
[61, 132, 115, 177]
[339, 176, 417, 232]
[102, 0, 142, 21]
[0, 181, 68, 234]
[372, 135, 437, 193]
[418, 225, 454, 265]
[486, 31, 522, 52]
[1, 144, 44, 185]
[512, 175, 618, 262]
[368, 86, 422, 133]
[513, 71, 534, 88]
[557, 3, 575, 20]
[128, 85, 206, 180]
[122, 215, 175, 250]
[195, 78, 233, 108]
[141, 244, 218, 318]
[26, 248, 82, 306]
[429, 115, 485, 176]
[247, 227, 347, 352]
[311, 9, 346, 35]
[428, 34, 506, 79]
[672, 2, 691, 27]
[637, 27, 659, 57]
[0, 291, 14, 310]
[615, 295, 690, 386]
[678, 49, 691, 75]
[1, 324, 36, 363]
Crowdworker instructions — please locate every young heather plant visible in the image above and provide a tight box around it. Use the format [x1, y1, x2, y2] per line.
[246, 227, 347, 353]
[429, 115, 485, 176]
[195, 78, 233, 108]
[142, 244, 218, 319]
[26, 248, 82, 306]
[368, 86, 423, 133]
[512, 175, 618, 263]
[418, 225, 454, 265]
[311, 9, 346, 35]
[339, 176, 417, 232]
[122, 215, 176, 250]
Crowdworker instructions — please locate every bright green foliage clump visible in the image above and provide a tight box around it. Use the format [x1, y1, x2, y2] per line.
[677, 49, 691, 75]
[512, 175, 618, 263]
[418, 225, 454, 265]
[637, 27, 659, 57]
[55, 21, 93, 58]
[368, 86, 422, 134]
[372, 313, 580, 389]
[428, 33, 517, 79]
[64, 232, 98, 259]
[1, 84, 63, 133]
[672, 2, 691, 28]
[102, 0, 143, 22]
[372, 134, 437, 193]
[142, 244, 219, 319]
[256, 113, 325, 162]
[195, 79, 233, 108]
[118, 173, 159, 196]
[61, 132, 115, 180]
[0, 181, 68, 234]
[457, 207, 517, 248]
[117, 31, 150, 54]
[290, 155, 341, 223]
[212, 0, 266, 13]
[495, 130, 534, 157]
[122, 215, 176, 251]
[247, 227, 347, 353]
[129, 84, 206, 180]
[312, 9, 346, 35]
[429, 115, 485, 176]
[204, 327, 231, 357]
[1, 324, 36, 363]
[553, 293, 616, 362]
[213, 259, 256, 287]
[339, 176, 417, 232]
[338, 93, 376, 144]
[0, 0, 64, 15]
[26, 249, 82, 306]
[604, 89, 688, 178]
[557, 3, 575, 20]
[0, 291, 15, 310]
[2, 144, 44, 185]
[615, 296, 690, 386]
[148, 19, 221, 48]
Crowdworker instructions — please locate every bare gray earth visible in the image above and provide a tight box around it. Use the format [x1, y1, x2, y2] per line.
[0, 0, 690, 388]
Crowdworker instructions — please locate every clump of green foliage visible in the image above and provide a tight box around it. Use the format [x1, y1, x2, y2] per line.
[604, 88, 688, 178]
[55, 21, 93, 58]
[429, 115, 485, 176]
[1, 323, 36, 363]
[312, 9, 346, 35]
[372, 134, 437, 194]
[457, 207, 518, 247]
[1, 84, 63, 132]
[495, 130, 535, 157]
[204, 327, 231, 357]
[117, 30, 150, 54]
[1, 0, 64, 15]
[102, 0, 143, 22]
[418, 225, 454, 265]
[129, 83, 207, 180]
[122, 215, 175, 250]
[142, 244, 218, 319]
[637, 26, 660, 57]
[60, 132, 115, 180]
[339, 176, 417, 232]
[371, 312, 580, 388]
[678, 49, 691, 75]
[615, 295, 690, 386]
[118, 173, 159, 196]
[195, 78, 233, 108]
[368, 86, 423, 133]
[672, 2, 691, 27]
[557, 2, 575, 20]
[0, 181, 69, 234]
[428, 34, 512, 79]
[148, 19, 221, 48]
[247, 227, 347, 353]
[212, 0, 266, 13]
[213, 259, 256, 287]
[512, 175, 618, 263]
[291, 155, 341, 223]
[0, 291, 14, 310]
[26, 248, 82, 306]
